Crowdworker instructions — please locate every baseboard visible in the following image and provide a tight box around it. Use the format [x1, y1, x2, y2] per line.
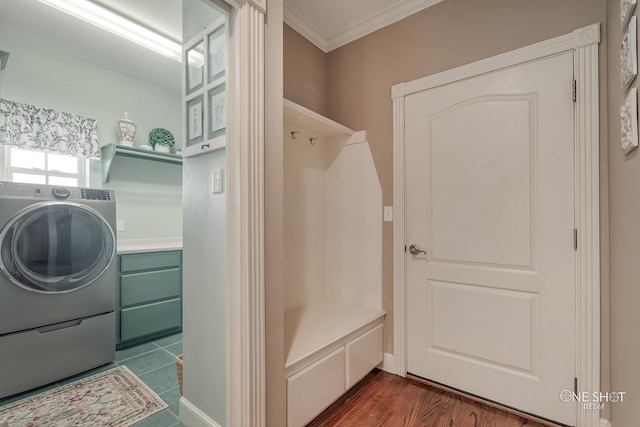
[179, 396, 222, 427]
[382, 352, 397, 375]
[601, 419, 612, 427]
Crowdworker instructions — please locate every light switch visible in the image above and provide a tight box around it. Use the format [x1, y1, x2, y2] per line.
[212, 168, 224, 194]
[117, 220, 125, 232]
[384, 206, 393, 222]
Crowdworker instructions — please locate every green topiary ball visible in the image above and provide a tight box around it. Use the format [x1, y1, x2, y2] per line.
[149, 128, 175, 147]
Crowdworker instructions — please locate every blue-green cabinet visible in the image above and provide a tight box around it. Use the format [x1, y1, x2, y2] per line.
[116, 250, 182, 347]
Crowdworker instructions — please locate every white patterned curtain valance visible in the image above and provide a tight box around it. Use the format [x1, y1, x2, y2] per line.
[0, 99, 100, 159]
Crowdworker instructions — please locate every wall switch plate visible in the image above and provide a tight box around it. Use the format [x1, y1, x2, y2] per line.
[384, 206, 393, 222]
[116, 220, 125, 232]
[212, 168, 224, 194]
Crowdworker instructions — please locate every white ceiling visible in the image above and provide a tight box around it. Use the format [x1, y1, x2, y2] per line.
[0, 0, 440, 92]
[93, 0, 183, 41]
[284, 0, 444, 52]
[0, 0, 182, 92]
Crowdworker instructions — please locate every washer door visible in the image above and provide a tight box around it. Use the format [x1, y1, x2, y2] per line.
[0, 202, 115, 293]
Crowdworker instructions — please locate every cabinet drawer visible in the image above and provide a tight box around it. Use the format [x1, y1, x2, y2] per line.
[120, 251, 181, 273]
[287, 347, 345, 427]
[346, 324, 383, 388]
[120, 299, 181, 342]
[121, 268, 181, 307]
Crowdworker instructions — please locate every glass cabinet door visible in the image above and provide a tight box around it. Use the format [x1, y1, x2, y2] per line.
[182, 15, 228, 157]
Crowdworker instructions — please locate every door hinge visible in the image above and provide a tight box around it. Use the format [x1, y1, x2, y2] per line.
[574, 377, 578, 394]
[572, 79, 577, 102]
[574, 229, 578, 251]
[404, 245, 407, 253]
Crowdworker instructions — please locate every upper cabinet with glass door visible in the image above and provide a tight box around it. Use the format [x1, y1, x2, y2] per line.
[182, 15, 227, 157]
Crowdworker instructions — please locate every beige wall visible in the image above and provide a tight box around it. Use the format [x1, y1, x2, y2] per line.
[606, 1, 640, 425]
[283, 0, 612, 422]
[283, 24, 327, 116]
[266, 0, 286, 426]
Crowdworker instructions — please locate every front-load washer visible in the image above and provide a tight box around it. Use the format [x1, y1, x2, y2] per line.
[0, 182, 116, 399]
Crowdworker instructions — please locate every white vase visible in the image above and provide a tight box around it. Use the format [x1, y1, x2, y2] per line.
[154, 144, 171, 153]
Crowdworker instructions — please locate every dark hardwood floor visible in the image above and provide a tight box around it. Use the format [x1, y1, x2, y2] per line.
[307, 369, 559, 427]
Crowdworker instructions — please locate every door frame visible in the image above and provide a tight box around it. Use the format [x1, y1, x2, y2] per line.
[391, 23, 601, 427]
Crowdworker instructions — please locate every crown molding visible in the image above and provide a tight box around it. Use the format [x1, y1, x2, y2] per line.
[283, 2, 327, 51]
[284, 0, 443, 53]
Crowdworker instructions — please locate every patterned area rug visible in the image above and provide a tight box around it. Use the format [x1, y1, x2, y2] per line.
[0, 366, 167, 427]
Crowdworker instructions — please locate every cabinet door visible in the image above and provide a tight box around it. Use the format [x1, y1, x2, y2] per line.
[117, 250, 182, 344]
[182, 16, 228, 158]
[120, 299, 182, 342]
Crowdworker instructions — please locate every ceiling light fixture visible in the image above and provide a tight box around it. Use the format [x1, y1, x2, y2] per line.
[37, 0, 182, 63]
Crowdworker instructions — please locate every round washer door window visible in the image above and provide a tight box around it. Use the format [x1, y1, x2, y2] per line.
[0, 202, 115, 293]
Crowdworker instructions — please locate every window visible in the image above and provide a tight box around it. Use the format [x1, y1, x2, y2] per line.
[6, 147, 88, 187]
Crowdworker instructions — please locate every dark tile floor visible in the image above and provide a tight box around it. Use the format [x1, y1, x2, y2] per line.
[0, 332, 185, 427]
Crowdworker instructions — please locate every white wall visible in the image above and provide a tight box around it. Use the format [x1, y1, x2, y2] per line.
[325, 137, 382, 309]
[180, 1, 228, 425]
[182, 149, 227, 425]
[283, 126, 382, 312]
[283, 125, 329, 311]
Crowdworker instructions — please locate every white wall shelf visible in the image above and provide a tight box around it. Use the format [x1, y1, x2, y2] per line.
[101, 143, 182, 183]
[284, 99, 354, 138]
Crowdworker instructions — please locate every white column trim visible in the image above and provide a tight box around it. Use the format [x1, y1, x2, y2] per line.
[574, 39, 601, 427]
[392, 23, 601, 427]
[226, 1, 266, 426]
[390, 90, 405, 377]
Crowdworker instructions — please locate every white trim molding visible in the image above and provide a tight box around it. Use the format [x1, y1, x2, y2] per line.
[179, 397, 223, 427]
[392, 23, 601, 427]
[226, 0, 266, 426]
[284, 0, 443, 53]
[600, 419, 612, 427]
[392, 88, 406, 378]
[382, 352, 397, 374]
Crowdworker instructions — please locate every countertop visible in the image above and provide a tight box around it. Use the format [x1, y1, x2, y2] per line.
[117, 237, 183, 254]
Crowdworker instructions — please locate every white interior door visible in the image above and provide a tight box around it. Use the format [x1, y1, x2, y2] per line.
[405, 52, 576, 425]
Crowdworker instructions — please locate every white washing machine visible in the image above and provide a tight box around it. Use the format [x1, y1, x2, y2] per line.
[0, 182, 117, 399]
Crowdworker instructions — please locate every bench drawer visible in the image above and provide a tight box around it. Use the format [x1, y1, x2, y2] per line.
[287, 347, 345, 427]
[346, 324, 383, 388]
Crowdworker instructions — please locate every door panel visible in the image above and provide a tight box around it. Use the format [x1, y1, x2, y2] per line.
[429, 95, 535, 267]
[406, 52, 575, 425]
[429, 281, 536, 372]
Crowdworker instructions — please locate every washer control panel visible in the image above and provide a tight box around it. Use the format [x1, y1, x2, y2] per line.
[81, 188, 111, 201]
[0, 182, 114, 201]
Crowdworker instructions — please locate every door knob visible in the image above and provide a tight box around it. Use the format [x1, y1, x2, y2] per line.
[409, 244, 427, 256]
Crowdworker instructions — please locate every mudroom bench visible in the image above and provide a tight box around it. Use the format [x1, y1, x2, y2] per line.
[285, 301, 385, 427]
